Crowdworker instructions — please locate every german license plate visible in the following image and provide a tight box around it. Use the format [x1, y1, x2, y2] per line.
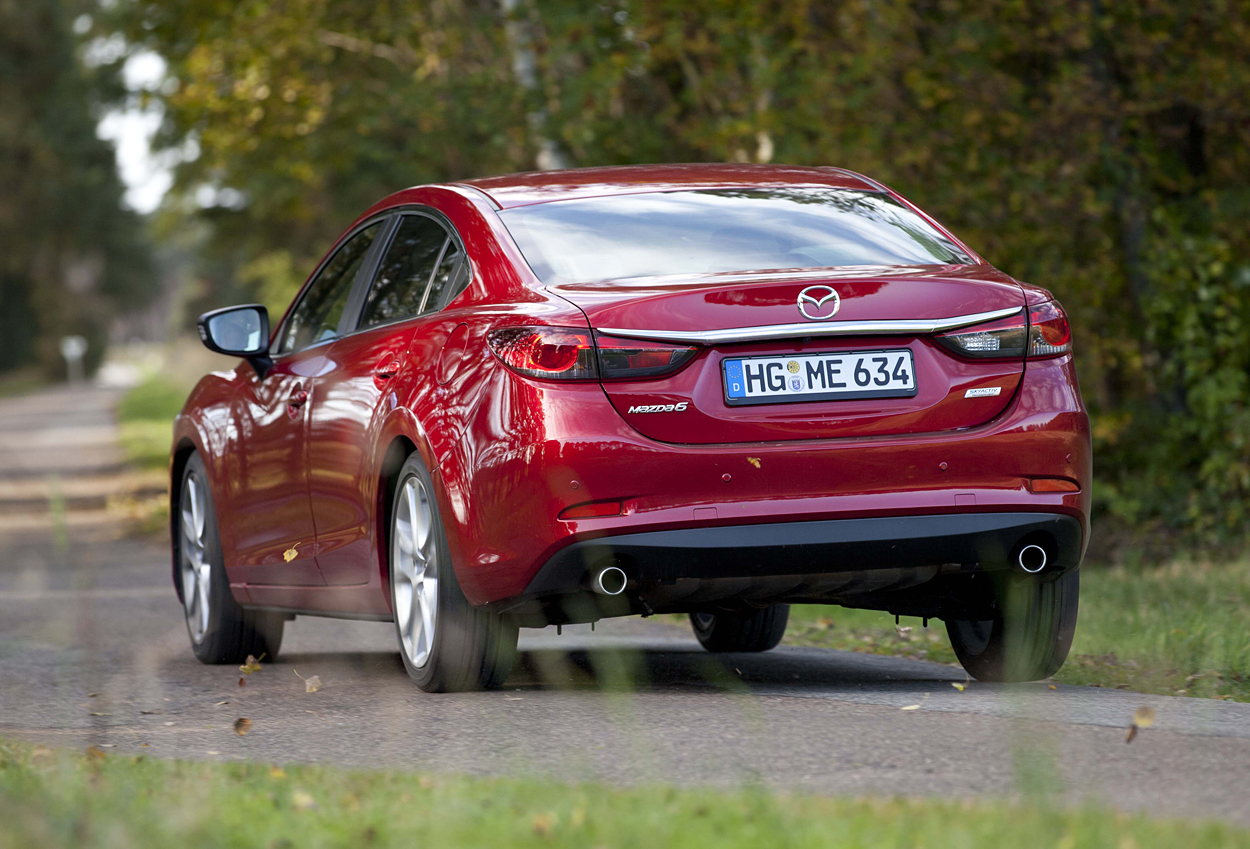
[722, 349, 917, 406]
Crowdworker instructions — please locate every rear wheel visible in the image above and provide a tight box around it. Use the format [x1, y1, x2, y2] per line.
[690, 605, 789, 653]
[389, 453, 518, 692]
[178, 453, 283, 664]
[946, 570, 1079, 682]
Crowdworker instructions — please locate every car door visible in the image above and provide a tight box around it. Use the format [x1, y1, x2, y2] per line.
[230, 220, 384, 585]
[306, 210, 471, 585]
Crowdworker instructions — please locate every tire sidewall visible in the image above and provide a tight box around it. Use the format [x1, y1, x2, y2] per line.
[179, 453, 230, 661]
[388, 454, 456, 690]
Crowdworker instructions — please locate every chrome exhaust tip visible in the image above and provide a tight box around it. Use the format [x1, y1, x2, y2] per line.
[591, 565, 628, 596]
[1017, 544, 1048, 574]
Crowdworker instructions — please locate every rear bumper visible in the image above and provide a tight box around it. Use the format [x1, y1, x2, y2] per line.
[487, 511, 1082, 624]
[442, 353, 1090, 608]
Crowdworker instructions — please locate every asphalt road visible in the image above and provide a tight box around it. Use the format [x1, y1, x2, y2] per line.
[2, 384, 1249, 826]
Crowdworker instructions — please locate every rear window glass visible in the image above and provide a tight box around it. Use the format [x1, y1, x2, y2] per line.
[499, 188, 971, 285]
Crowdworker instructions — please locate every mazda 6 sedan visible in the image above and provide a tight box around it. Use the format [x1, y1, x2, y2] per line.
[173, 163, 1089, 691]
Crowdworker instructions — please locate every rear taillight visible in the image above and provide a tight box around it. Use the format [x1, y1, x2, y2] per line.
[487, 327, 699, 382]
[595, 334, 698, 380]
[934, 312, 1028, 360]
[486, 327, 597, 380]
[1027, 300, 1072, 358]
[934, 300, 1072, 360]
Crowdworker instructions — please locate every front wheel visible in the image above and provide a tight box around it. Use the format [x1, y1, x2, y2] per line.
[690, 605, 789, 653]
[388, 453, 517, 692]
[177, 452, 283, 664]
[946, 570, 1079, 682]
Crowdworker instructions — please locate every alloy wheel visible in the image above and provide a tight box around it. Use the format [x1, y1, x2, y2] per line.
[392, 474, 439, 668]
[179, 471, 211, 643]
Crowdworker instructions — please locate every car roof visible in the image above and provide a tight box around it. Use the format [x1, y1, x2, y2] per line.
[455, 163, 883, 209]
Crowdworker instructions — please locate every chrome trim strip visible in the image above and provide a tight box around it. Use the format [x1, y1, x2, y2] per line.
[598, 306, 1023, 345]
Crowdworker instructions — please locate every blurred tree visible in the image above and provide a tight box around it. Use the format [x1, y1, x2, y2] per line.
[121, 0, 1250, 548]
[0, 0, 155, 378]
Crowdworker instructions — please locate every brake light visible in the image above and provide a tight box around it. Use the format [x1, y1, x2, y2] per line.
[934, 300, 1072, 361]
[595, 334, 699, 380]
[934, 312, 1028, 360]
[487, 327, 597, 380]
[1027, 300, 1072, 358]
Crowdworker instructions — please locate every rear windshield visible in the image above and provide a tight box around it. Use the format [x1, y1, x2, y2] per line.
[499, 188, 972, 285]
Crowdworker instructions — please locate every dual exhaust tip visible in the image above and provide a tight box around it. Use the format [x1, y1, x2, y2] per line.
[590, 547, 1049, 591]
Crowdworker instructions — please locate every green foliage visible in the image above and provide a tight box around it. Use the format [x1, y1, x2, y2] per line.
[115, 0, 1250, 548]
[0, 0, 156, 378]
[3, 738, 1249, 848]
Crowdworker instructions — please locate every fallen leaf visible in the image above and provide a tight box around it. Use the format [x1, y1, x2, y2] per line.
[163, 721, 176, 727]
[1125, 725, 1138, 744]
[895, 625, 913, 641]
[233, 717, 252, 736]
[214, 701, 229, 706]
[815, 617, 833, 630]
[1133, 706, 1156, 729]
[532, 812, 557, 837]
[140, 709, 163, 715]
[98, 744, 116, 748]
[139, 743, 150, 748]
[238, 677, 246, 688]
[89, 712, 109, 717]
[293, 669, 321, 693]
[88, 693, 100, 698]
[206, 750, 220, 755]
[504, 695, 523, 701]
[900, 704, 921, 711]
[85, 746, 106, 761]
[1048, 684, 1058, 690]
[239, 655, 263, 674]
[291, 790, 316, 810]
[951, 682, 965, 692]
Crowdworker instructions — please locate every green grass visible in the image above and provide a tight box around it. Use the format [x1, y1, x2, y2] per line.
[116, 377, 188, 469]
[2, 739, 1247, 849]
[785, 559, 1250, 701]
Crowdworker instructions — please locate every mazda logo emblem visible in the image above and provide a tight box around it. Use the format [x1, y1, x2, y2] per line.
[797, 285, 841, 320]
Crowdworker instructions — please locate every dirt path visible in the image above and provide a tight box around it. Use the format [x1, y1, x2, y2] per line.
[1, 384, 1248, 826]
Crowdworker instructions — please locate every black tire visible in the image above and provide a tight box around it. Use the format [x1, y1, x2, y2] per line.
[946, 570, 1079, 682]
[690, 605, 789, 653]
[177, 452, 283, 664]
[388, 453, 518, 692]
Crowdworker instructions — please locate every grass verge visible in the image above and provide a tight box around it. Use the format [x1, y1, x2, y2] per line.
[785, 559, 1250, 702]
[3, 738, 1247, 849]
[116, 376, 188, 470]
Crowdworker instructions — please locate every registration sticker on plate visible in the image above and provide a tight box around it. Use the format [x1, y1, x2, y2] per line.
[722, 349, 917, 406]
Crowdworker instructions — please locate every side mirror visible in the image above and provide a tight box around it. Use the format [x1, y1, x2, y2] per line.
[197, 305, 273, 378]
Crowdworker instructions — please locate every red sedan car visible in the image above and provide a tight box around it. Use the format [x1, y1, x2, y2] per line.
[174, 164, 1089, 691]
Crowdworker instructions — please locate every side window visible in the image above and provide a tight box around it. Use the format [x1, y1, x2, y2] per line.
[276, 222, 381, 354]
[359, 215, 449, 328]
[422, 238, 463, 313]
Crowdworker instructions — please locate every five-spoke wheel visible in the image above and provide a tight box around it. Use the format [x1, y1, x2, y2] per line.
[388, 453, 517, 691]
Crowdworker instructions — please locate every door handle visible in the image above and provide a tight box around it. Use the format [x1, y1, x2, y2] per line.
[287, 389, 309, 419]
[374, 358, 402, 389]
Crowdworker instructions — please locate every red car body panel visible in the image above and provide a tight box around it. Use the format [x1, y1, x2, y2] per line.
[171, 164, 1090, 621]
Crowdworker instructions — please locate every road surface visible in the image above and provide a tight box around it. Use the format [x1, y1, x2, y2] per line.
[1, 384, 1248, 826]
